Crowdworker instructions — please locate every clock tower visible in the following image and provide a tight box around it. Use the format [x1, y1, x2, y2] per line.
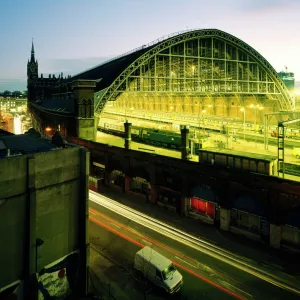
[27, 41, 38, 102]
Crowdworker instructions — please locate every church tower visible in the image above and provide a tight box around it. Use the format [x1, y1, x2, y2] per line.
[27, 41, 38, 102]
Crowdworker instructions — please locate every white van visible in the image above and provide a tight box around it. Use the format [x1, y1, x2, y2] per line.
[134, 246, 183, 294]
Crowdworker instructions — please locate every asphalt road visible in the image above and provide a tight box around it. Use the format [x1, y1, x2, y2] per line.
[89, 200, 299, 300]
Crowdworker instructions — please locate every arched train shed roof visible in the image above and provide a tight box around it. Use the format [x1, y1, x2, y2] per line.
[71, 29, 293, 114]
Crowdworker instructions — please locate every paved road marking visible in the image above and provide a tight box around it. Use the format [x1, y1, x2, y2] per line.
[110, 222, 121, 229]
[142, 239, 153, 247]
[175, 256, 198, 269]
[220, 281, 253, 299]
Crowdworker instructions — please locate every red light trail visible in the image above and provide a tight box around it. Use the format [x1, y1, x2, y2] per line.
[89, 207, 247, 300]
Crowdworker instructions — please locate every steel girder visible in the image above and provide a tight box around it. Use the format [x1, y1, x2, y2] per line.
[94, 29, 293, 115]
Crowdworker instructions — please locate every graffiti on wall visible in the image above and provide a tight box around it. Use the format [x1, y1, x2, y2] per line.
[38, 251, 79, 300]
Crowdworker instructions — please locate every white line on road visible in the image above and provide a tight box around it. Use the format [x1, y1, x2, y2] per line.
[220, 281, 253, 299]
[175, 256, 198, 269]
[110, 222, 121, 229]
[141, 239, 153, 247]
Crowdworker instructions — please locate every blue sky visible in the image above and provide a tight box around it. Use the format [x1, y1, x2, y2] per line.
[0, 0, 299, 92]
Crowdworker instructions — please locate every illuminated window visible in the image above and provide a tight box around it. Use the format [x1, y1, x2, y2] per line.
[190, 198, 215, 217]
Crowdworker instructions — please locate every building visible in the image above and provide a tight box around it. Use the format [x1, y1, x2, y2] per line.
[0, 97, 27, 114]
[28, 28, 300, 251]
[278, 71, 295, 92]
[0, 130, 89, 299]
[27, 42, 72, 105]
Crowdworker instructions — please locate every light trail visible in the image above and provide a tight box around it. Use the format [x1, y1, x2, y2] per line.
[13, 115, 22, 134]
[90, 206, 249, 290]
[89, 190, 300, 297]
[89, 214, 246, 300]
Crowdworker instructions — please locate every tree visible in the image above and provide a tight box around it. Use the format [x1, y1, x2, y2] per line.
[3, 90, 11, 97]
[12, 91, 22, 97]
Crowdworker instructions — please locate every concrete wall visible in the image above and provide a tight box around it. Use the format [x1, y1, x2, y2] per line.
[34, 148, 81, 269]
[0, 156, 28, 288]
[0, 146, 89, 298]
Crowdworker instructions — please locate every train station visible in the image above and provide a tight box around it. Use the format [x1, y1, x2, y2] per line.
[27, 29, 300, 252]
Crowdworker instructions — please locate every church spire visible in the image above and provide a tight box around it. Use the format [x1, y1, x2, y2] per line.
[31, 38, 35, 63]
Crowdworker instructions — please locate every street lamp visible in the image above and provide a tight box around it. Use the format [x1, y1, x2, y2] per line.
[240, 107, 245, 141]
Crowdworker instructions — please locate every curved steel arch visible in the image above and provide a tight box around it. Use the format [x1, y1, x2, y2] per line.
[95, 29, 293, 114]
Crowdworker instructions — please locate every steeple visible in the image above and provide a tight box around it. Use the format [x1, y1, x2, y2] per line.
[30, 39, 35, 63]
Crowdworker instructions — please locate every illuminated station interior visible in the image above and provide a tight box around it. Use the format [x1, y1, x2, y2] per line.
[93, 30, 298, 155]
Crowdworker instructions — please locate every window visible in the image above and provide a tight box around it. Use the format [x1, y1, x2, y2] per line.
[282, 225, 300, 247]
[86, 99, 93, 118]
[162, 264, 176, 280]
[190, 198, 215, 217]
[231, 209, 260, 234]
[156, 269, 162, 279]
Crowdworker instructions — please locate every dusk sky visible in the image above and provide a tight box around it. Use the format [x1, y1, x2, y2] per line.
[0, 0, 299, 92]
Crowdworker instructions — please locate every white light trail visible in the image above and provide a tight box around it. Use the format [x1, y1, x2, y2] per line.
[89, 190, 300, 296]
[13, 115, 22, 134]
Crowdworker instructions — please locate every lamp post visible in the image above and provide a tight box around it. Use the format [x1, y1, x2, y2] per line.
[240, 107, 245, 141]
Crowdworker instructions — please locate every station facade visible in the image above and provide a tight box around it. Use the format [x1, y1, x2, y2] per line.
[28, 29, 299, 252]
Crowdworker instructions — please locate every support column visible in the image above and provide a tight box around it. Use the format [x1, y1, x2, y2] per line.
[150, 184, 158, 204]
[278, 123, 285, 178]
[269, 224, 281, 249]
[94, 114, 100, 141]
[104, 171, 110, 186]
[124, 121, 132, 150]
[220, 208, 231, 231]
[181, 196, 189, 217]
[124, 175, 131, 193]
[180, 125, 190, 160]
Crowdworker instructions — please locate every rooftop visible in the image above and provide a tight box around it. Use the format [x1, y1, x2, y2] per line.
[35, 96, 75, 114]
[0, 131, 58, 158]
[71, 45, 157, 92]
[136, 246, 171, 271]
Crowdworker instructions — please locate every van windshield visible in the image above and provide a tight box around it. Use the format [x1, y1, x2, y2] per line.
[162, 264, 176, 280]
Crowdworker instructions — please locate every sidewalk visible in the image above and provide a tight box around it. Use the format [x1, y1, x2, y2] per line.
[98, 186, 300, 277]
[87, 246, 142, 300]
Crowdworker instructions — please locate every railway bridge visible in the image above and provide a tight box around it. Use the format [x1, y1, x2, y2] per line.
[27, 29, 300, 251]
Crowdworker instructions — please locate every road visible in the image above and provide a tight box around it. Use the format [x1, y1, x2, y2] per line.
[89, 191, 300, 300]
